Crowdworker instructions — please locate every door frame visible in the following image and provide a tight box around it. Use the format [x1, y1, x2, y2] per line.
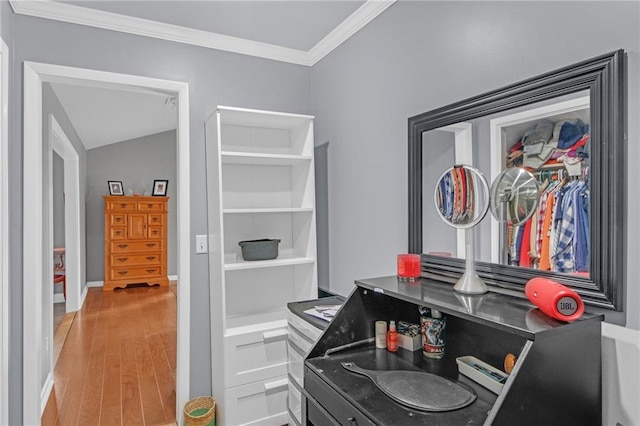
[23, 61, 191, 424]
[49, 114, 82, 313]
[0, 38, 9, 426]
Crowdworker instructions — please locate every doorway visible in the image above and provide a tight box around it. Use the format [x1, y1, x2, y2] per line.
[23, 62, 191, 424]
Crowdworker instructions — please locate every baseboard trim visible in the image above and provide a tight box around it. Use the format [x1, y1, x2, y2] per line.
[40, 372, 53, 415]
[169, 274, 178, 281]
[53, 293, 65, 304]
[81, 284, 88, 307]
[86, 280, 103, 288]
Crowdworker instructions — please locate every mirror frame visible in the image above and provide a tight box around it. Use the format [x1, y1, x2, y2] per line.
[408, 50, 625, 311]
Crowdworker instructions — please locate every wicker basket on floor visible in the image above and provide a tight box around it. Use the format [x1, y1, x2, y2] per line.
[184, 396, 215, 426]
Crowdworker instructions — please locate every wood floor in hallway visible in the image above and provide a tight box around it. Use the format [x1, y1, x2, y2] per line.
[42, 285, 177, 426]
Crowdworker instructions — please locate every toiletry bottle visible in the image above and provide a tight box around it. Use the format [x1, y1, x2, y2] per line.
[420, 306, 446, 359]
[387, 320, 398, 352]
[375, 321, 387, 349]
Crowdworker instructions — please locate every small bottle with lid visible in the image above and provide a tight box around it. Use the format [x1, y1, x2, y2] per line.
[387, 320, 399, 352]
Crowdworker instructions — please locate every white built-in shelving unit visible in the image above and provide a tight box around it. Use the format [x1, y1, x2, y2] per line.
[206, 106, 318, 425]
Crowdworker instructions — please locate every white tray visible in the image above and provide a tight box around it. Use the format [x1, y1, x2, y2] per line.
[456, 356, 508, 394]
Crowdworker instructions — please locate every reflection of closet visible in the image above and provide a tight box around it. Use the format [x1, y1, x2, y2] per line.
[205, 106, 318, 425]
[491, 97, 590, 274]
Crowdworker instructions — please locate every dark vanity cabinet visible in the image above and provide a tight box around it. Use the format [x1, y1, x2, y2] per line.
[304, 276, 602, 425]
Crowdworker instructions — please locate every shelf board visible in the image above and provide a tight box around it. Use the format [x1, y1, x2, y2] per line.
[225, 309, 288, 336]
[221, 151, 312, 166]
[223, 207, 314, 214]
[225, 256, 315, 271]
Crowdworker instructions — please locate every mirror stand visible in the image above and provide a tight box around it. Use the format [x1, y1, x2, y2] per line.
[453, 228, 488, 294]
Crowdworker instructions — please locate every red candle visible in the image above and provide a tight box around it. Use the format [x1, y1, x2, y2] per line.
[397, 254, 421, 281]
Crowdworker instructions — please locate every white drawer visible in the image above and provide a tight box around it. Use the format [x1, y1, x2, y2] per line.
[288, 324, 315, 354]
[225, 375, 289, 426]
[224, 326, 288, 388]
[287, 309, 323, 341]
[288, 380, 302, 424]
[287, 341, 305, 388]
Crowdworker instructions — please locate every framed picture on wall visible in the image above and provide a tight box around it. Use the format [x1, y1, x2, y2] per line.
[152, 179, 169, 196]
[108, 180, 124, 196]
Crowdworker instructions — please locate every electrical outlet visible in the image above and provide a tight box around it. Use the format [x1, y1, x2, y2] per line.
[196, 235, 208, 254]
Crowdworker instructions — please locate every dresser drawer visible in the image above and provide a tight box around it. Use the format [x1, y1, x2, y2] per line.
[110, 214, 127, 226]
[286, 310, 323, 341]
[224, 375, 289, 426]
[287, 340, 305, 389]
[110, 227, 127, 240]
[148, 214, 164, 226]
[111, 240, 162, 253]
[225, 327, 288, 388]
[148, 227, 163, 239]
[108, 200, 137, 211]
[138, 201, 164, 211]
[110, 253, 162, 267]
[110, 265, 162, 281]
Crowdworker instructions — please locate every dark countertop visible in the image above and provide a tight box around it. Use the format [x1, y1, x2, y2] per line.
[287, 295, 345, 331]
[355, 276, 603, 340]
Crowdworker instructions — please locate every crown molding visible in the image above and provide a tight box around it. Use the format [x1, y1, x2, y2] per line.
[307, 0, 396, 65]
[9, 0, 397, 67]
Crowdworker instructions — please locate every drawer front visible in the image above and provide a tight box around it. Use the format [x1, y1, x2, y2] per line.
[111, 240, 162, 253]
[110, 214, 127, 226]
[110, 227, 127, 240]
[148, 226, 163, 239]
[287, 325, 315, 354]
[224, 376, 289, 426]
[225, 327, 288, 388]
[287, 380, 302, 425]
[110, 265, 162, 281]
[287, 341, 304, 388]
[307, 393, 341, 426]
[148, 213, 164, 226]
[138, 201, 164, 211]
[108, 200, 137, 211]
[110, 253, 162, 267]
[286, 310, 323, 341]
[306, 368, 376, 426]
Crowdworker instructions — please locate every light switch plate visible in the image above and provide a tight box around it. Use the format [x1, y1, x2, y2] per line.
[196, 234, 208, 254]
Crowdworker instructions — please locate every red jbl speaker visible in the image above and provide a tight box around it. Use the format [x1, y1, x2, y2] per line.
[525, 277, 584, 321]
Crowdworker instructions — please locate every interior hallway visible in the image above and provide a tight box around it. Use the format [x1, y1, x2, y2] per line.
[42, 284, 177, 425]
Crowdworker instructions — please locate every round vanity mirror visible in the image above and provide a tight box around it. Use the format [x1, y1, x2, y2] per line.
[434, 165, 490, 294]
[489, 168, 540, 226]
[434, 165, 490, 229]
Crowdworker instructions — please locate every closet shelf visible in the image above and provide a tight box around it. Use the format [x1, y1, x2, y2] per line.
[225, 256, 315, 271]
[223, 207, 314, 214]
[221, 151, 312, 166]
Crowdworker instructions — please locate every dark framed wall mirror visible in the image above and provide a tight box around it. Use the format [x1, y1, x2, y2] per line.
[408, 50, 625, 311]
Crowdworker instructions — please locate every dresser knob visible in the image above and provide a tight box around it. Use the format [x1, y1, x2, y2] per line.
[146, 243, 155, 248]
[118, 257, 128, 262]
[118, 244, 128, 249]
[120, 203, 127, 208]
[146, 269, 156, 274]
[146, 256, 156, 261]
[118, 271, 128, 276]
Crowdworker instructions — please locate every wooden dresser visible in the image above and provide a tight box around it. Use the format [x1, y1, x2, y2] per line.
[103, 195, 169, 291]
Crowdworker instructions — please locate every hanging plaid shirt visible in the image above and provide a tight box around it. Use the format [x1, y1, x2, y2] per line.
[554, 184, 578, 272]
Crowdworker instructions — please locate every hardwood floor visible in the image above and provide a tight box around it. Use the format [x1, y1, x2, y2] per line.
[42, 285, 177, 426]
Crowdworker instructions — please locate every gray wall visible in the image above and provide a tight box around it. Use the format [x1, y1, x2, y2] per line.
[86, 130, 178, 280]
[9, 10, 312, 424]
[311, 1, 640, 329]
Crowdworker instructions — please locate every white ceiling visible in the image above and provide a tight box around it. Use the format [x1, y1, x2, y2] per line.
[49, 82, 178, 150]
[20, 0, 395, 150]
